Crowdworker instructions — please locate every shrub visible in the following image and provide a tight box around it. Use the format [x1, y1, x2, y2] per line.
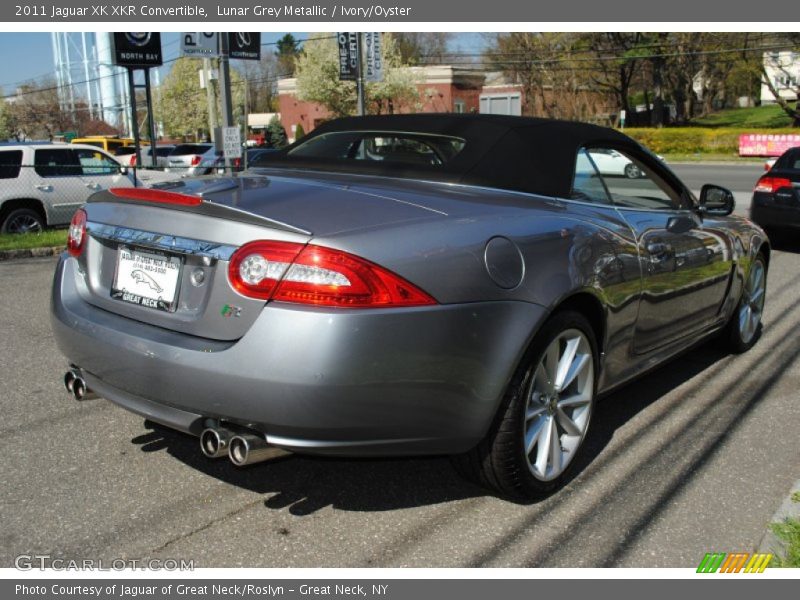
[622, 127, 800, 155]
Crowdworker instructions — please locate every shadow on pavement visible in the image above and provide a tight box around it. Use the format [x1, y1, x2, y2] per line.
[127, 337, 732, 515]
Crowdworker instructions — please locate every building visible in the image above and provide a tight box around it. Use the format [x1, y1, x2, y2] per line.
[277, 66, 491, 140]
[761, 50, 800, 104]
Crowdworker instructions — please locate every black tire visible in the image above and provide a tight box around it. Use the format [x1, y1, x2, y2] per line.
[725, 253, 767, 353]
[0, 208, 44, 234]
[452, 310, 599, 500]
[624, 163, 641, 179]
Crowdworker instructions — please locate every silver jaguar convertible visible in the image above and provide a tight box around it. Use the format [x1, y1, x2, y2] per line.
[51, 115, 769, 498]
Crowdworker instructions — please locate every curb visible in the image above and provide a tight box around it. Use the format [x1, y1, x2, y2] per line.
[0, 246, 64, 262]
[758, 478, 800, 560]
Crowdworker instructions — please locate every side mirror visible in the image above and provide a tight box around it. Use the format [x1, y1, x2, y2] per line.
[119, 166, 128, 175]
[699, 184, 735, 216]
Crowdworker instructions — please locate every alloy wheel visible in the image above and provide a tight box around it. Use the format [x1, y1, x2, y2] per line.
[523, 329, 594, 481]
[5, 213, 42, 234]
[738, 259, 766, 345]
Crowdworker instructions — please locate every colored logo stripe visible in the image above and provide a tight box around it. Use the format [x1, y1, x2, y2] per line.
[744, 553, 772, 573]
[697, 552, 772, 573]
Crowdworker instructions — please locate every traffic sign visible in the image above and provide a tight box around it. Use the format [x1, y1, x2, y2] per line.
[221, 127, 242, 159]
[181, 33, 218, 57]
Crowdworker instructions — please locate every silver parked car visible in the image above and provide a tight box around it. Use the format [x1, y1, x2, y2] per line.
[0, 143, 135, 233]
[51, 115, 769, 499]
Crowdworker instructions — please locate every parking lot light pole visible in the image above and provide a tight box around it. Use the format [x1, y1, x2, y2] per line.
[356, 33, 366, 116]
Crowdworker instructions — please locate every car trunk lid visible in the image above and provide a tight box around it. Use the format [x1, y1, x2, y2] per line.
[74, 175, 445, 340]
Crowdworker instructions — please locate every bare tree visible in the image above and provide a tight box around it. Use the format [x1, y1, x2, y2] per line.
[394, 33, 451, 65]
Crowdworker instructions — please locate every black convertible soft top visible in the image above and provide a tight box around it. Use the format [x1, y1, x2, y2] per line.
[254, 114, 650, 198]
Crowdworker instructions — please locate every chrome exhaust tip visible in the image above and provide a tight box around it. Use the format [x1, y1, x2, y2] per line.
[200, 427, 236, 459]
[64, 369, 97, 400]
[228, 433, 288, 467]
[72, 376, 88, 400]
[64, 370, 77, 393]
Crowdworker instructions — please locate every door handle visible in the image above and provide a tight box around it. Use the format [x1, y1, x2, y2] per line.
[85, 183, 101, 190]
[35, 184, 53, 192]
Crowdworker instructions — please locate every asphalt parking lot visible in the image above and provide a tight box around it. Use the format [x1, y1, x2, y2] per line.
[1, 164, 798, 568]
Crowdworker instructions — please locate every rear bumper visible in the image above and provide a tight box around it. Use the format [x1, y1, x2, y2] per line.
[51, 255, 547, 456]
[750, 199, 800, 230]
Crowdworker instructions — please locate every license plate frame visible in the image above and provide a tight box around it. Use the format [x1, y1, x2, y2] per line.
[111, 245, 183, 312]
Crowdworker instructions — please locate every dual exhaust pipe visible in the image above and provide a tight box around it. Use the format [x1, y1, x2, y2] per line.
[62, 369, 282, 467]
[64, 369, 97, 401]
[200, 425, 288, 466]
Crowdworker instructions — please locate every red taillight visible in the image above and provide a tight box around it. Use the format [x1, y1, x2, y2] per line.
[190, 155, 202, 166]
[129, 154, 137, 167]
[227, 242, 437, 308]
[228, 241, 305, 300]
[67, 209, 87, 257]
[233, 157, 241, 169]
[108, 188, 202, 206]
[754, 176, 792, 193]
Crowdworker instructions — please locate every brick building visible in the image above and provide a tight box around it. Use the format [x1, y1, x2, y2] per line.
[277, 66, 500, 141]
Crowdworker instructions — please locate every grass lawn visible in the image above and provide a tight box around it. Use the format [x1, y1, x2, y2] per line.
[771, 518, 800, 567]
[0, 230, 67, 252]
[691, 105, 795, 128]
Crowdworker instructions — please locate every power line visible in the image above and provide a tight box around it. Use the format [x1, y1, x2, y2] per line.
[2, 34, 323, 102]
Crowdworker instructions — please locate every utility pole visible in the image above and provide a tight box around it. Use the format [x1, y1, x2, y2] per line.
[218, 33, 235, 171]
[203, 57, 218, 143]
[356, 32, 366, 116]
[126, 68, 141, 168]
[144, 68, 158, 167]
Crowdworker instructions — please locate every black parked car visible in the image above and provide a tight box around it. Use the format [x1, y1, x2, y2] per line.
[751, 146, 800, 236]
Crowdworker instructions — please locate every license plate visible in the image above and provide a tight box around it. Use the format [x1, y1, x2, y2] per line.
[111, 246, 182, 312]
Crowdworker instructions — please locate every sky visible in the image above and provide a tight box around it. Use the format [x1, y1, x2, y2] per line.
[0, 32, 489, 96]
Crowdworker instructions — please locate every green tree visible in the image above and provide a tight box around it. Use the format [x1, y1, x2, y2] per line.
[160, 57, 245, 139]
[160, 57, 210, 138]
[266, 115, 287, 148]
[294, 33, 419, 118]
[275, 34, 300, 77]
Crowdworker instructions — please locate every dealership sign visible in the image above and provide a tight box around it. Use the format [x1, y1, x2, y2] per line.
[739, 133, 800, 157]
[228, 32, 261, 60]
[111, 32, 162, 67]
[338, 32, 359, 81]
[181, 32, 218, 57]
[364, 32, 383, 82]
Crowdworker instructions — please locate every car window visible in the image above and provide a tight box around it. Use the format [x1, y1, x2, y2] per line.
[34, 148, 82, 177]
[172, 144, 212, 155]
[570, 149, 611, 204]
[0, 150, 23, 179]
[288, 131, 466, 166]
[588, 146, 684, 211]
[74, 148, 120, 176]
[776, 149, 800, 170]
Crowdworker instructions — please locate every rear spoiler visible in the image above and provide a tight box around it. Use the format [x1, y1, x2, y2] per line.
[87, 188, 312, 236]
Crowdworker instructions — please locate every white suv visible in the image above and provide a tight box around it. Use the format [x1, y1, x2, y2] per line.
[0, 143, 135, 234]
